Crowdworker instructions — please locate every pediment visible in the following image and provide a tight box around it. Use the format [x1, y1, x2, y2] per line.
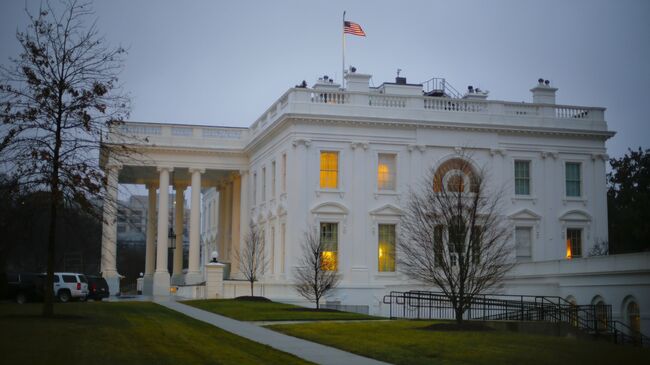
[559, 209, 592, 222]
[310, 201, 349, 215]
[369, 203, 404, 217]
[508, 208, 541, 220]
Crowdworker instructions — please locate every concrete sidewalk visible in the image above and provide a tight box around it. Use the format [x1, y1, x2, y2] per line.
[157, 300, 391, 365]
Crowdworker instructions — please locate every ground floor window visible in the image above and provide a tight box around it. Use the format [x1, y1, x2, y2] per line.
[378, 224, 396, 272]
[627, 301, 641, 334]
[566, 228, 582, 258]
[515, 227, 532, 261]
[320, 222, 338, 271]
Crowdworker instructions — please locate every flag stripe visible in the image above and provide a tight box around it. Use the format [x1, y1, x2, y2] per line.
[344, 21, 366, 36]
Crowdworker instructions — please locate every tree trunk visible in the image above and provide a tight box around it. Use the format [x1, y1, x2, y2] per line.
[455, 307, 464, 324]
[316, 296, 319, 309]
[250, 280, 254, 297]
[43, 193, 57, 317]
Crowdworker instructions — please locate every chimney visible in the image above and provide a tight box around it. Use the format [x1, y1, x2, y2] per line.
[344, 69, 371, 92]
[530, 78, 558, 104]
[313, 75, 340, 90]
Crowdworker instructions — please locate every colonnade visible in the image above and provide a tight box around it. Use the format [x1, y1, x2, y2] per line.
[100, 164, 248, 297]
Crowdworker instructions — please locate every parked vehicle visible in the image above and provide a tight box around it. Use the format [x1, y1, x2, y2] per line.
[4, 272, 45, 304]
[86, 275, 109, 301]
[52, 272, 89, 302]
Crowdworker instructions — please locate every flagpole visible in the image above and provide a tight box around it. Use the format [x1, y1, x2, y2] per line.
[342, 11, 346, 89]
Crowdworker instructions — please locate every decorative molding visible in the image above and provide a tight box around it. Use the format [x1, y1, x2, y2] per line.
[350, 141, 369, 150]
[490, 148, 506, 157]
[291, 138, 312, 148]
[508, 208, 542, 221]
[591, 153, 608, 161]
[558, 209, 592, 222]
[188, 167, 206, 174]
[156, 166, 174, 172]
[407, 144, 426, 153]
[454, 146, 463, 154]
[540, 151, 559, 160]
[369, 203, 404, 217]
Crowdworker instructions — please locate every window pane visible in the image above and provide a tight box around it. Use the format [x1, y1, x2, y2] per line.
[514, 160, 530, 195]
[566, 228, 582, 258]
[566, 163, 581, 197]
[320, 152, 338, 189]
[515, 227, 532, 260]
[320, 222, 338, 270]
[378, 154, 396, 190]
[378, 224, 396, 272]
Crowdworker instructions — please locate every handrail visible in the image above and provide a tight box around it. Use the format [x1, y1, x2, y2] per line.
[382, 290, 648, 347]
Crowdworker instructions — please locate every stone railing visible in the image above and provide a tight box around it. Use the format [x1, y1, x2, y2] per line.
[110, 122, 249, 149]
[247, 87, 606, 139]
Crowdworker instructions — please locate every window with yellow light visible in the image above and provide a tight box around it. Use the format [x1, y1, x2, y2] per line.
[377, 153, 396, 190]
[320, 222, 338, 271]
[378, 224, 396, 272]
[320, 151, 338, 189]
[566, 228, 582, 259]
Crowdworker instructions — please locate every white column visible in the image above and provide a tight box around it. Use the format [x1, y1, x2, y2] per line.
[186, 168, 204, 284]
[229, 174, 241, 274]
[217, 184, 226, 261]
[142, 183, 157, 295]
[237, 170, 249, 278]
[153, 166, 172, 296]
[223, 181, 233, 263]
[101, 164, 121, 296]
[350, 142, 368, 279]
[171, 184, 185, 285]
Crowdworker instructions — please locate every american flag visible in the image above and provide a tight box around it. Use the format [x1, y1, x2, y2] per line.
[344, 21, 366, 37]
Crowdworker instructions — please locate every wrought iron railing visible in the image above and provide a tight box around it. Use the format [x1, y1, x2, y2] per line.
[383, 290, 648, 347]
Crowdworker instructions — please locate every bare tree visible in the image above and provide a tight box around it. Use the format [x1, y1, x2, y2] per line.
[398, 154, 513, 324]
[237, 222, 268, 297]
[294, 226, 341, 309]
[0, 1, 134, 316]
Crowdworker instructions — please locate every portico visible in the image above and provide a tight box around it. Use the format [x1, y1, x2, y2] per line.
[99, 123, 250, 296]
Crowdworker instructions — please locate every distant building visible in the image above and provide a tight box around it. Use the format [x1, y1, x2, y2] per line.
[100, 70, 649, 336]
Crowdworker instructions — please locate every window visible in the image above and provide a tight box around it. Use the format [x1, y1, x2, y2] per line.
[378, 224, 396, 272]
[280, 223, 286, 273]
[514, 160, 531, 195]
[447, 173, 465, 193]
[434, 225, 444, 266]
[253, 172, 257, 204]
[471, 226, 482, 264]
[262, 167, 266, 201]
[377, 153, 396, 190]
[320, 222, 338, 270]
[320, 151, 339, 189]
[271, 161, 276, 198]
[62, 275, 77, 283]
[566, 162, 581, 197]
[515, 227, 532, 261]
[282, 153, 287, 193]
[566, 228, 582, 258]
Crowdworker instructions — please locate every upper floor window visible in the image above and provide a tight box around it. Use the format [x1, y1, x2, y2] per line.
[378, 224, 396, 272]
[282, 153, 287, 193]
[320, 151, 339, 189]
[262, 167, 266, 201]
[320, 222, 338, 270]
[514, 160, 531, 195]
[377, 153, 396, 191]
[566, 228, 582, 258]
[565, 162, 581, 197]
[253, 172, 257, 204]
[271, 161, 276, 198]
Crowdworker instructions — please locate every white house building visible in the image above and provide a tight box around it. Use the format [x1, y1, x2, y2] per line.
[99, 70, 649, 335]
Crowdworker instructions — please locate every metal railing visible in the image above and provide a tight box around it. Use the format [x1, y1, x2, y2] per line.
[383, 291, 648, 347]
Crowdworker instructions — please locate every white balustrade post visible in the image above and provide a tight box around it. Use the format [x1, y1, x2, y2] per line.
[186, 168, 205, 284]
[171, 184, 185, 285]
[101, 164, 121, 296]
[153, 166, 172, 296]
[142, 183, 157, 295]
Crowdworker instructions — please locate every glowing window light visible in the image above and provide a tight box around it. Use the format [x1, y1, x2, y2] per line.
[378, 224, 396, 272]
[320, 152, 338, 189]
[377, 154, 396, 190]
[321, 251, 337, 271]
[566, 239, 572, 259]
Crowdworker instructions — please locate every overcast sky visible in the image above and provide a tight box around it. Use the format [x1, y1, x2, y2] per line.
[1, 0, 648, 158]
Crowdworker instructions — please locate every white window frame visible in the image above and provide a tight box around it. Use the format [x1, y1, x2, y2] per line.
[563, 160, 584, 200]
[514, 225, 534, 262]
[377, 153, 397, 192]
[317, 148, 344, 194]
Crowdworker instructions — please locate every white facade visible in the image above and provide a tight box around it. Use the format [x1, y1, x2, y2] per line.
[101, 71, 649, 334]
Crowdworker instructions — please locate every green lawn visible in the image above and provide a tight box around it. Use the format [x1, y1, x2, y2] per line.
[183, 299, 378, 321]
[269, 320, 650, 365]
[0, 301, 311, 365]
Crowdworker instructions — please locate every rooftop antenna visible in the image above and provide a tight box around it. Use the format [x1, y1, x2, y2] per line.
[397, 68, 402, 77]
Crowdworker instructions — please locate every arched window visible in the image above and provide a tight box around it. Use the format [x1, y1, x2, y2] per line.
[433, 158, 479, 193]
[591, 296, 608, 332]
[625, 299, 641, 335]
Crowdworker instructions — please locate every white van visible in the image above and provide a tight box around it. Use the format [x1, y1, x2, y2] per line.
[52, 272, 89, 302]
